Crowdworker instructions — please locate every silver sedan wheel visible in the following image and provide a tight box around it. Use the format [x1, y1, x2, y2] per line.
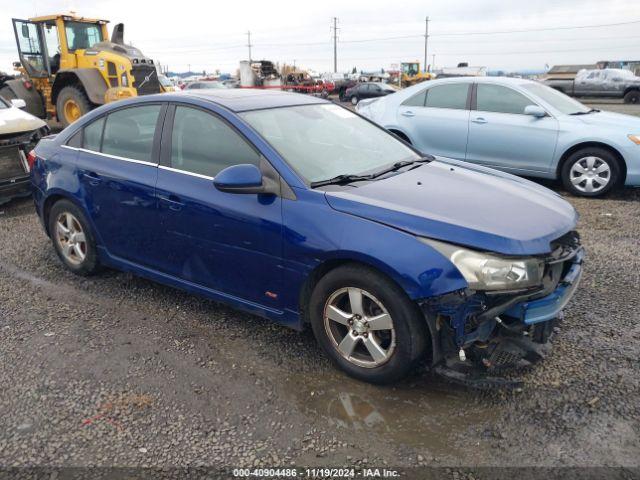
[351, 96, 358, 106]
[323, 287, 396, 368]
[54, 212, 87, 265]
[569, 156, 611, 193]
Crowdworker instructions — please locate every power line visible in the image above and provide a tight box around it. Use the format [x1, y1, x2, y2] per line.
[429, 18, 640, 36]
[334, 18, 640, 44]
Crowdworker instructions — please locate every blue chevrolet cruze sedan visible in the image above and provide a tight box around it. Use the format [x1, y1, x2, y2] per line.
[30, 89, 584, 384]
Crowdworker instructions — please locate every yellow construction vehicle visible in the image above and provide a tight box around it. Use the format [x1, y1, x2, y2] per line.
[400, 62, 433, 87]
[1, 13, 162, 126]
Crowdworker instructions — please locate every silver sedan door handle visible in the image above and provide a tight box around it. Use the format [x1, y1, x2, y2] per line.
[401, 110, 415, 117]
[471, 117, 487, 124]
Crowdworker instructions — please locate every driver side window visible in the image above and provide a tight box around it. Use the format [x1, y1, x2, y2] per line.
[476, 84, 536, 115]
[170, 106, 260, 178]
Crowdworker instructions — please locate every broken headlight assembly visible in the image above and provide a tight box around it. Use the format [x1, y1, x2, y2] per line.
[420, 238, 544, 291]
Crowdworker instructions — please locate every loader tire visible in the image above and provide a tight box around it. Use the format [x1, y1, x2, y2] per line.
[56, 86, 92, 127]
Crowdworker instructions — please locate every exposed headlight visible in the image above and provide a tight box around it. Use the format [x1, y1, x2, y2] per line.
[121, 73, 129, 87]
[419, 238, 544, 291]
[628, 134, 640, 145]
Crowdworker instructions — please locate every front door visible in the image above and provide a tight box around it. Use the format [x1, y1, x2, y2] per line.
[155, 104, 283, 308]
[12, 19, 49, 77]
[397, 83, 471, 158]
[75, 104, 164, 266]
[465, 83, 559, 174]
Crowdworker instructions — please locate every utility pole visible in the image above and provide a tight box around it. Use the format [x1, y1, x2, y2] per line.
[424, 16, 429, 73]
[331, 17, 339, 73]
[432, 53, 435, 72]
[247, 31, 252, 62]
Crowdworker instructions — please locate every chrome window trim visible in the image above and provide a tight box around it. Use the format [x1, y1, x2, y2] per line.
[60, 145, 157, 167]
[158, 165, 214, 180]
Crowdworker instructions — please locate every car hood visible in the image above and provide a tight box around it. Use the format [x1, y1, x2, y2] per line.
[571, 110, 640, 129]
[323, 159, 578, 256]
[0, 107, 46, 135]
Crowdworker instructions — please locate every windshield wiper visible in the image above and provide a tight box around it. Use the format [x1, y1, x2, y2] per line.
[570, 108, 600, 115]
[367, 155, 433, 178]
[310, 174, 375, 188]
[309, 156, 433, 188]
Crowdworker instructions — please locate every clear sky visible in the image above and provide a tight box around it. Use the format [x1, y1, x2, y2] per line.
[1, 0, 639, 75]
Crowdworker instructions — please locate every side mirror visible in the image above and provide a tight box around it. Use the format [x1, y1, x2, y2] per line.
[11, 98, 27, 109]
[214, 164, 268, 194]
[524, 105, 547, 118]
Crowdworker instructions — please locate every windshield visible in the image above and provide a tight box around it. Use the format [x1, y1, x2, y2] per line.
[521, 83, 590, 115]
[241, 104, 419, 183]
[65, 21, 103, 51]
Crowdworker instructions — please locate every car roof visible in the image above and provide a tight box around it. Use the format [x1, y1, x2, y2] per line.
[168, 88, 329, 112]
[428, 76, 533, 86]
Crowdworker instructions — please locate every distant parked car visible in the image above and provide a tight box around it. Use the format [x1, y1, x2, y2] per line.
[545, 68, 640, 104]
[344, 82, 396, 106]
[184, 81, 228, 90]
[0, 96, 49, 204]
[31, 90, 583, 385]
[357, 76, 640, 196]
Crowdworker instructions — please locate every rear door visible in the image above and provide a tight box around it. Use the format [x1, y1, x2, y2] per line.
[74, 103, 166, 266]
[465, 83, 558, 173]
[397, 82, 471, 158]
[12, 19, 49, 77]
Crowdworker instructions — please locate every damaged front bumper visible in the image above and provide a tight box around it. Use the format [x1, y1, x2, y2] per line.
[420, 234, 584, 387]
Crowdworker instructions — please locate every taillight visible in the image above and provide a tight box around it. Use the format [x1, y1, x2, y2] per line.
[26, 150, 37, 171]
[23, 80, 33, 90]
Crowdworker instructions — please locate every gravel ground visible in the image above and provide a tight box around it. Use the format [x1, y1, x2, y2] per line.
[0, 103, 638, 477]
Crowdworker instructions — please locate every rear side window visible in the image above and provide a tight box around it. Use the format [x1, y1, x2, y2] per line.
[83, 117, 104, 151]
[476, 84, 535, 115]
[425, 84, 469, 110]
[67, 129, 83, 148]
[101, 105, 161, 162]
[170, 106, 260, 178]
[402, 90, 427, 107]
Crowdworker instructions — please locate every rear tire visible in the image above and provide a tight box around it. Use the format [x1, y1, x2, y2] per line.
[56, 86, 92, 127]
[350, 96, 359, 106]
[309, 264, 428, 384]
[624, 90, 640, 104]
[48, 199, 99, 276]
[560, 147, 620, 197]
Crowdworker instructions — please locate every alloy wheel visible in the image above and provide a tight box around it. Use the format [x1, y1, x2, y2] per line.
[569, 156, 611, 194]
[323, 287, 396, 368]
[55, 212, 87, 265]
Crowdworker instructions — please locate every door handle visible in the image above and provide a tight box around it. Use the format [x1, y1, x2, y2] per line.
[401, 110, 415, 117]
[471, 117, 488, 124]
[82, 172, 102, 186]
[158, 194, 185, 211]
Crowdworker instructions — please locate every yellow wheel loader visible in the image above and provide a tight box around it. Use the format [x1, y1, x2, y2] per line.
[1, 14, 162, 127]
[400, 62, 434, 87]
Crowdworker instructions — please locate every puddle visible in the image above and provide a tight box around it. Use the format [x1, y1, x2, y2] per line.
[286, 372, 497, 458]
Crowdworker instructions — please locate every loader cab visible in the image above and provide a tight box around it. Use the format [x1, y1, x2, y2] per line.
[12, 16, 108, 77]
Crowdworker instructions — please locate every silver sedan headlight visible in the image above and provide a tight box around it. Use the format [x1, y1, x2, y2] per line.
[420, 238, 544, 291]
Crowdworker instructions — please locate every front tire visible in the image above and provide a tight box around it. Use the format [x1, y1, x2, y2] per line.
[560, 147, 620, 197]
[309, 264, 428, 384]
[48, 199, 99, 276]
[624, 90, 640, 104]
[56, 86, 92, 127]
[350, 96, 359, 106]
